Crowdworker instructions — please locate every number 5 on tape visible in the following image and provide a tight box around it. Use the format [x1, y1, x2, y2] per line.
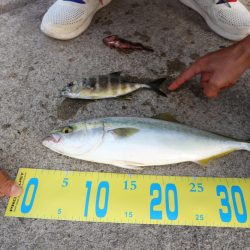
[5, 168, 250, 228]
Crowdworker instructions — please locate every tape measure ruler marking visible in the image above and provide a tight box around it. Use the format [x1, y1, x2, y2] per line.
[5, 168, 250, 228]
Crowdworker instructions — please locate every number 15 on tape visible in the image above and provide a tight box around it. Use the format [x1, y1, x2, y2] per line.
[5, 168, 250, 228]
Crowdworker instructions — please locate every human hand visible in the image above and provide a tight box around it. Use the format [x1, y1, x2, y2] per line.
[169, 36, 250, 98]
[0, 170, 22, 197]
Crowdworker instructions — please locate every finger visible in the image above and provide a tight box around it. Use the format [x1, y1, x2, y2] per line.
[168, 62, 202, 90]
[0, 170, 22, 197]
[203, 82, 220, 98]
[220, 82, 235, 90]
[201, 72, 210, 83]
[201, 81, 209, 91]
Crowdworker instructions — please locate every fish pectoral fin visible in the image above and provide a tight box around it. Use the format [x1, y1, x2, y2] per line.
[112, 161, 144, 170]
[109, 128, 139, 138]
[196, 149, 237, 166]
[152, 113, 179, 123]
[118, 94, 133, 100]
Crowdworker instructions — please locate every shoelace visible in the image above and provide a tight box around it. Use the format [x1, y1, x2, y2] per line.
[218, 0, 231, 8]
[63, 0, 104, 4]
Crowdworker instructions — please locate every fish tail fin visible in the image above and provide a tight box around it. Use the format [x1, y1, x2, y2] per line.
[244, 141, 250, 152]
[146, 78, 168, 97]
[239, 139, 250, 152]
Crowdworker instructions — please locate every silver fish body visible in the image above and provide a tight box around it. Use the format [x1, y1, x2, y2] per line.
[43, 117, 250, 169]
[61, 72, 165, 99]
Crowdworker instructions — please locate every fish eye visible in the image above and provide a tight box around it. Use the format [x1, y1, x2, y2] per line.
[61, 126, 73, 134]
[67, 82, 74, 87]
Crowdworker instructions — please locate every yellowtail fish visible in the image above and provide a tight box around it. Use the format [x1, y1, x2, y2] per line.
[61, 72, 167, 99]
[42, 116, 250, 170]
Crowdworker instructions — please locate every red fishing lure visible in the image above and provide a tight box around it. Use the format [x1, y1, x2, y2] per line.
[103, 35, 154, 54]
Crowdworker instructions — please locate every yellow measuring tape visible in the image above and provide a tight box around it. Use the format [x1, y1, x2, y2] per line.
[5, 168, 250, 228]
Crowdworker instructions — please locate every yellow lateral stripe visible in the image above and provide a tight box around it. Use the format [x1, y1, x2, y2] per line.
[5, 168, 250, 228]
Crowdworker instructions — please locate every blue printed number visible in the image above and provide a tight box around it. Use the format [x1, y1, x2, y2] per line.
[165, 184, 178, 220]
[95, 182, 109, 218]
[84, 181, 92, 217]
[84, 181, 109, 218]
[231, 186, 247, 223]
[150, 183, 178, 220]
[150, 183, 162, 220]
[190, 183, 204, 192]
[21, 178, 39, 214]
[216, 185, 247, 223]
[216, 185, 232, 222]
[125, 211, 133, 218]
[196, 214, 204, 221]
[124, 180, 137, 190]
[62, 178, 69, 187]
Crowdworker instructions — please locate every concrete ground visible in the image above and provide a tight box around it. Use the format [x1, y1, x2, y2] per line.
[0, 0, 250, 249]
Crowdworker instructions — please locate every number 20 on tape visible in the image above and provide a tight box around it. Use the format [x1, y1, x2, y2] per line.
[5, 168, 250, 228]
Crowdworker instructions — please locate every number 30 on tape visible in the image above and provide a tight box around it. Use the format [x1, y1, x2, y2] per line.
[5, 168, 250, 228]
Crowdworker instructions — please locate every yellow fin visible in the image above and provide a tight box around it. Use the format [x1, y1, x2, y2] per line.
[110, 128, 139, 138]
[152, 113, 178, 123]
[197, 149, 237, 166]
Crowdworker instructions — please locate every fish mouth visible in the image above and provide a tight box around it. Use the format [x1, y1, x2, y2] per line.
[42, 134, 61, 145]
[60, 82, 74, 96]
[60, 90, 70, 97]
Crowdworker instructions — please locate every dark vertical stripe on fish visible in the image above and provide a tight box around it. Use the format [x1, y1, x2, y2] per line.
[110, 74, 121, 95]
[88, 77, 97, 89]
[81, 78, 87, 88]
[110, 74, 121, 85]
[99, 75, 109, 91]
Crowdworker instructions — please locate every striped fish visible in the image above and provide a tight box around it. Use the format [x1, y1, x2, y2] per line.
[60, 72, 167, 100]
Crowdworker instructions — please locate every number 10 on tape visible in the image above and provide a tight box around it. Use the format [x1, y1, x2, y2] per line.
[5, 168, 250, 228]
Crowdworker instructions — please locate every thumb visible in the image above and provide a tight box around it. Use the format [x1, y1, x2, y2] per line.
[0, 170, 22, 197]
[202, 82, 220, 98]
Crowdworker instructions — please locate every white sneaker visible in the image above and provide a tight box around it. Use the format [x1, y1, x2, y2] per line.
[179, 0, 250, 41]
[41, 0, 112, 40]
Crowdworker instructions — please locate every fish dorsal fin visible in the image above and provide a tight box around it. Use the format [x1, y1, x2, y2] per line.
[152, 113, 179, 123]
[110, 71, 122, 77]
[197, 149, 237, 166]
[109, 128, 139, 138]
